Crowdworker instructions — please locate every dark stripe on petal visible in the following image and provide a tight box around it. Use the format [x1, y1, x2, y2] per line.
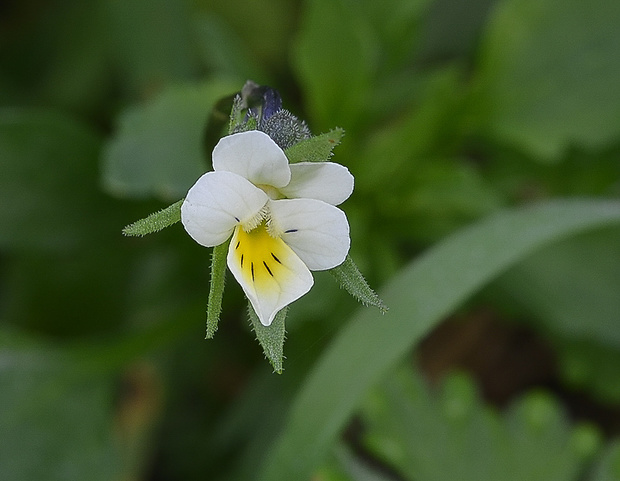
[263, 261, 273, 277]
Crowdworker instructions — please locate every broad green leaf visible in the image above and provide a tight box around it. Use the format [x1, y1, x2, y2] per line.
[248, 305, 287, 374]
[0, 336, 121, 481]
[259, 199, 620, 480]
[285, 128, 345, 163]
[0, 108, 114, 250]
[206, 241, 229, 339]
[102, 79, 238, 199]
[293, 0, 377, 130]
[330, 256, 387, 313]
[362, 367, 600, 481]
[475, 0, 620, 159]
[494, 227, 620, 347]
[490, 226, 620, 404]
[123, 200, 183, 236]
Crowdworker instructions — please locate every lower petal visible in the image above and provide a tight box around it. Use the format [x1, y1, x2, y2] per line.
[227, 224, 313, 326]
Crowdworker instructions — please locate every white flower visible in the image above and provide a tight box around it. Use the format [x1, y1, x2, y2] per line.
[181, 130, 354, 326]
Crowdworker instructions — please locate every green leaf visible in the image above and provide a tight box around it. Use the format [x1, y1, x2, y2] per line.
[193, 13, 269, 83]
[0, 108, 112, 250]
[293, 0, 377, 130]
[122, 200, 183, 236]
[329, 256, 387, 312]
[0, 336, 121, 481]
[206, 241, 229, 339]
[362, 367, 600, 481]
[258, 199, 620, 480]
[475, 0, 620, 159]
[494, 227, 620, 346]
[102, 79, 238, 200]
[107, 0, 200, 96]
[332, 444, 398, 481]
[284, 128, 345, 163]
[555, 339, 620, 405]
[248, 305, 287, 374]
[358, 0, 433, 70]
[488, 226, 620, 403]
[588, 440, 620, 481]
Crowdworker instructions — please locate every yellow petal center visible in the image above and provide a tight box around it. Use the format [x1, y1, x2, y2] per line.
[231, 223, 295, 289]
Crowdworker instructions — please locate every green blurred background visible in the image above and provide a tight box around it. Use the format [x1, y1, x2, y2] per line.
[1, 0, 620, 480]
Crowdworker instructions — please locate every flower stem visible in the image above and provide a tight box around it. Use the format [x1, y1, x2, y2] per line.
[206, 240, 229, 338]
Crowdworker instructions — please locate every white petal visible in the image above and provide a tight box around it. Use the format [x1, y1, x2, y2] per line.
[227, 225, 313, 326]
[280, 162, 354, 205]
[212, 131, 291, 188]
[269, 199, 350, 271]
[181, 171, 268, 247]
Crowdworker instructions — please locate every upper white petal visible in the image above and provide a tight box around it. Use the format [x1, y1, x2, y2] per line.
[227, 225, 314, 326]
[181, 171, 268, 247]
[269, 198, 350, 271]
[279, 162, 354, 205]
[212, 130, 291, 188]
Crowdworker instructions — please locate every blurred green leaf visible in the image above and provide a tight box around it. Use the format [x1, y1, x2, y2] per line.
[0, 335, 121, 481]
[475, 0, 620, 159]
[362, 368, 599, 481]
[0, 108, 114, 250]
[193, 13, 268, 82]
[293, 0, 377, 130]
[355, 68, 469, 190]
[33, 1, 110, 114]
[589, 440, 620, 481]
[417, 0, 498, 63]
[196, 0, 297, 78]
[106, 0, 200, 97]
[555, 339, 620, 405]
[359, 0, 432, 70]
[389, 158, 503, 241]
[494, 227, 620, 347]
[259, 199, 620, 480]
[331, 444, 398, 481]
[3, 248, 129, 337]
[101, 79, 238, 200]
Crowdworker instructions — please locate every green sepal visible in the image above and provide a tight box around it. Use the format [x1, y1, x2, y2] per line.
[330, 255, 387, 313]
[122, 199, 183, 236]
[248, 304, 287, 374]
[285, 128, 344, 163]
[205, 240, 229, 339]
[228, 94, 259, 134]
